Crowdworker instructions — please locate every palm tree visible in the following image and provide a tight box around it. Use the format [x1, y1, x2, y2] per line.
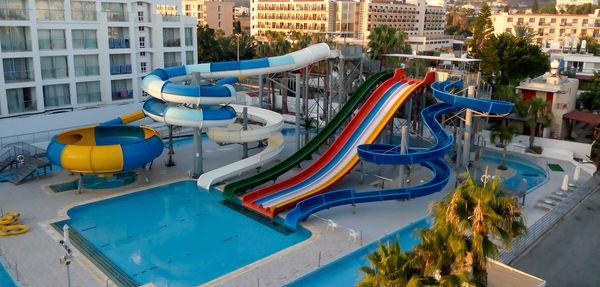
[358, 240, 424, 287]
[490, 124, 521, 169]
[432, 175, 527, 286]
[415, 225, 470, 287]
[367, 25, 411, 69]
[525, 97, 552, 152]
[513, 23, 535, 42]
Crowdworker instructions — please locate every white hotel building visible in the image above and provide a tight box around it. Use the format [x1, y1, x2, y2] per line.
[0, 0, 197, 119]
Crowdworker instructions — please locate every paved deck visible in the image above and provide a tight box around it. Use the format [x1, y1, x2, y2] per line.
[0, 132, 592, 287]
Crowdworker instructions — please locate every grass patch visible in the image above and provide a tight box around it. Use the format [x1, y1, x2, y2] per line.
[548, 163, 564, 172]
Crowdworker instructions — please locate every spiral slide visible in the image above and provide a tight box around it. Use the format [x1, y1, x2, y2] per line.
[140, 43, 330, 187]
[241, 70, 435, 218]
[284, 77, 515, 229]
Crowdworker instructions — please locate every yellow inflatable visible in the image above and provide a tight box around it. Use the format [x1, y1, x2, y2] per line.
[0, 224, 29, 236]
[0, 212, 20, 225]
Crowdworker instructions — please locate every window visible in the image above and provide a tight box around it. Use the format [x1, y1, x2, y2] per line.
[109, 54, 131, 75]
[164, 52, 180, 67]
[76, 81, 100, 104]
[3, 58, 34, 83]
[137, 2, 142, 6]
[218, 13, 221, 20]
[111, 79, 132, 100]
[40, 56, 68, 79]
[6, 87, 36, 114]
[140, 51, 146, 57]
[72, 29, 97, 49]
[137, 11, 143, 21]
[36, 0, 64, 20]
[0, 0, 28, 20]
[218, 5, 221, 12]
[163, 28, 180, 47]
[0, 26, 31, 52]
[71, 1, 97, 21]
[73, 54, 99, 76]
[140, 62, 147, 73]
[186, 51, 194, 65]
[38, 29, 65, 50]
[138, 26, 144, 32]
[108, 27, 129, 48]
[102, 2, 127, 21]
[139, 36, 145, 48]
[185, 27, 193, 46]
[43, 84, 70, 108]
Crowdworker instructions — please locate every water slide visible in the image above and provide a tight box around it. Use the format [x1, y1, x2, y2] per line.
[222, 71, 392, 199]
[48, 44, 329, 177]
[241, 70, 436, 218]
[284, 77, 515, 229]
[47, 111, 163, 174]
[139, 43, 330, 187]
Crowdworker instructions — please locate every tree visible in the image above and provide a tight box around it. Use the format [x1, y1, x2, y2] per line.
[358, 241, 424, 287]
[233, 20, 242, 34]
[503, 5, 509, 12]
[197, 25, 220, 62]
[524, 97, 552, 152]
[415, 225, 470, 286]
[513, 23, 534, 42]
[539, 3, 557, 14]
[367, 25, 411, 69]
[562, 3, 598, 14]
[482, 33, 549, 86]
[532, 0, 539, 12]
[490, 124, 521, 169]
[470, 3, 494, 56]
[432, 175, 527, 286]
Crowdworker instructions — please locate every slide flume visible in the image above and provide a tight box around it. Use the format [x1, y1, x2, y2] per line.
[222, 71, 392, 199]
[284, 76, 514, 229]
[242, 70, 435, 218]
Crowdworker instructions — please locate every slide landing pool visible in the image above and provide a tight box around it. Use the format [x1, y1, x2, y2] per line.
[56, 181, 310, 287]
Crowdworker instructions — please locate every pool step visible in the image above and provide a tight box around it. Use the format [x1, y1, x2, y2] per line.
[51, 223, 139, 287]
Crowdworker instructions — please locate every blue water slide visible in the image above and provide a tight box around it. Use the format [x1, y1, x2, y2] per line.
[284, 78, 515, 229]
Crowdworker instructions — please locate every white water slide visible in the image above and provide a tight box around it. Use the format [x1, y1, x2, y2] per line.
[140, 44, 330, 188]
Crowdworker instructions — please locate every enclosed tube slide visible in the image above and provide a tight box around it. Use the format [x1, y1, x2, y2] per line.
[284, 77, 515, 229]
[139, 44, 330, 187]
[242, 70, 435, 218]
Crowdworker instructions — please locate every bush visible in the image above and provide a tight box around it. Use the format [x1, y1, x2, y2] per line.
[528, 146, 543, 154]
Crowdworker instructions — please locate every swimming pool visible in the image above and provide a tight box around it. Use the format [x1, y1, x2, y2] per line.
[0, 257, 17, 287]
[481, 150, 547, 192]
[57, 180, 310, 286]
[285, 218, 430, 287]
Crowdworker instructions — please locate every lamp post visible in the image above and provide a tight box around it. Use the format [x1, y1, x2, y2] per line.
[59, 225, 73, 287]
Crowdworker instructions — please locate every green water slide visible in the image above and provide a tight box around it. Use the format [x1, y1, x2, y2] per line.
[223, 71, 392, 199]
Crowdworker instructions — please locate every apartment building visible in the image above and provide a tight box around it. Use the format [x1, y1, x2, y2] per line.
[169, 0, 234, 35]
[491, 10, 600, 49]
[250, 0, 448, 51]
[0, 0, 197, 118]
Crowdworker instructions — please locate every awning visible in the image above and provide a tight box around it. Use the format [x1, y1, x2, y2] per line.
[563, 110, 600, 126]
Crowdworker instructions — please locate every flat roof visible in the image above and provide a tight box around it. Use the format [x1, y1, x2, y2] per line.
[383, 54, 482, 62]
[515, 85, 560, 93]
[563, 110, 600, 126]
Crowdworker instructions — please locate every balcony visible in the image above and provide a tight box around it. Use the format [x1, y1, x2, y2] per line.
[37, 9, 64, 21]
[4, 70, 34, 83]
[75, 65, 99, 76]
[163, 39, 181, 47]
[71, 10, 98, 21]
[109, 38, 130, 49]
[105, 11, 128, 22]
[111, 89, 133, 100]
[0, 8, 28, 20]
[1, 41, 31, 52]
[162, 15, 180, 22]
[110, 64, 132, 75]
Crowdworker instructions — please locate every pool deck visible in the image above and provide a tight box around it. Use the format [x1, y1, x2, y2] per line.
[0, 132, 593, 287]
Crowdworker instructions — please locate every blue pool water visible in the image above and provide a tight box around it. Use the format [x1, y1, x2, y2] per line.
[60, 180, 310, 286]
[481, 150, 547, 192]
[285, 218, 431, 287]
[0, 258, 16, 287]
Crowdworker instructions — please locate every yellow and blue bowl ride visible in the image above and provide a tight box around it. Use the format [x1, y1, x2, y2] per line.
[46, 111, 163, 174]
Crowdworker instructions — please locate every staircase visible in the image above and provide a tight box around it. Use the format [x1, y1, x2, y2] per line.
[0, 142, 50, 185]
